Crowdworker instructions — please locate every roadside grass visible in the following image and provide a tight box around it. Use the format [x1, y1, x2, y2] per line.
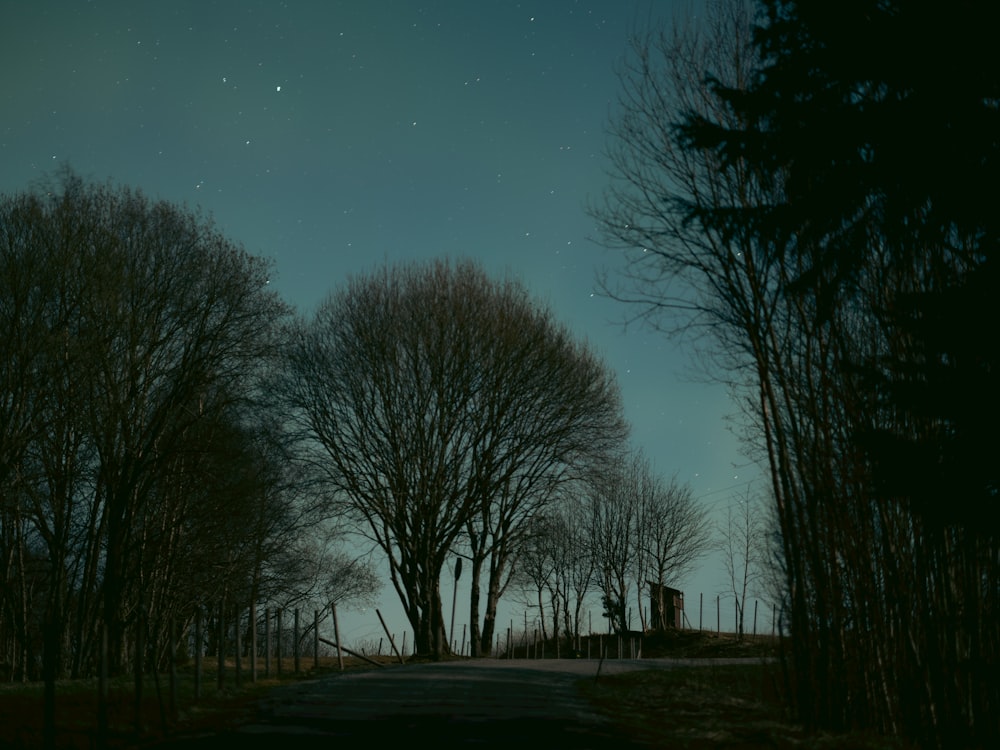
[1, 634, 915, 749]
[581, 660, 914, 749]
[0, 656, 396, 749]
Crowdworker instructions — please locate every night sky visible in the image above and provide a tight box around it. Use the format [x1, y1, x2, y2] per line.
[2, 1, 760, 642]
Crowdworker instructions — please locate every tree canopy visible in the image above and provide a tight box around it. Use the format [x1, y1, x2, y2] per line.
[284, 259, 628, 657]
[595, 1, 999, 744]
[0, 171, 375, 744]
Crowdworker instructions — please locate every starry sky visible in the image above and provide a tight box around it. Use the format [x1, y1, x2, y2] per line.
[1, 0, 762, 643]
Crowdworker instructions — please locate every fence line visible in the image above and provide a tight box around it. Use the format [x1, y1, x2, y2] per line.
[6, 589, 783, 749]
[77, 592, 781, 744]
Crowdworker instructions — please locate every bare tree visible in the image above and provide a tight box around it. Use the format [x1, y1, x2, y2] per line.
[460, 312, 626, 657]
[65, 173, 289, 678]
[635, 470, 711, 631]
[0, 169, 302, 747]
[592, 1, 1000, 742]
[718, 486, 766, 638]
[587, 453, 640, 634]
[0, 182, 86, 688]
[553, 497, 597, 646]
[284, 259, 626, 658]
[511, 494, 596, 649]
[588, 450, 707, 634]
[509, 515, 560, 643]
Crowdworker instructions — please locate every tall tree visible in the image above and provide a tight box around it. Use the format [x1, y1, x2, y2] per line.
[718, 486, 766, 638]
[634, 470, 710, 631]
[458, 292, 626, 657]
[284, 259, 626, 657]
[0, 168, 294, 746]
[680, 2, 1000, 744]
[552, 498, 598, 647]
[511, 496, 595, 648]
[587, 450, 707, 634]
[593, 0, 999, 743]
[586, 452, 641, 634]
[511, 514, 562, 644]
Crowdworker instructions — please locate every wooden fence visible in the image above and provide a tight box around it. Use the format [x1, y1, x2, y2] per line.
[74, 594, 780, 745]
[467, 595, 781, 659]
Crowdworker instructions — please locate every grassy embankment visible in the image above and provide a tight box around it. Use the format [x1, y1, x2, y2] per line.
[584, 630, 915, 748]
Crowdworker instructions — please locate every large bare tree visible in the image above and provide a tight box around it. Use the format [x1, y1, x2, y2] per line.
[588, 449, 707, 634]
[633, 467, 711, 631]
[284, 259, 626, 657]
[0, 168, 307, 746]
[593, 0, 1000, 743]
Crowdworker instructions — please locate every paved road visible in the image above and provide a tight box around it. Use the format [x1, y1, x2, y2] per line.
[152, 657, 767, 749]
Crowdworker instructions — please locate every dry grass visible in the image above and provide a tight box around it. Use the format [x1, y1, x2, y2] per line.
[0, 636, 914, 749]
[580, 656, 913, 748]
[0, 655, 395, 749]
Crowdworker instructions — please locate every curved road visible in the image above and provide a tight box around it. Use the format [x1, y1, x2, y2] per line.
[154, 657, 763, 749]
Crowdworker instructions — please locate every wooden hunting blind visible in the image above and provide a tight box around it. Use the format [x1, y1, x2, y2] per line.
[648, 582, 684, 630]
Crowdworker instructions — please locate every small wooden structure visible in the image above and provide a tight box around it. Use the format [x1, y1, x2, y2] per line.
[648, 582, 684, 630]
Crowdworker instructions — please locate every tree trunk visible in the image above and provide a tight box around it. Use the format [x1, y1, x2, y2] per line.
[103, 521, 127, 675]
[548, 590, 560, 643]
[14, 504, 30, 682]
[480, 563, 504, 657]
[42, 592, 65, 750]
[536, 588, 548, 642]
[480, 605, 497, 658]
[404, 556, 448, 659]
[467, 555, 483, 657]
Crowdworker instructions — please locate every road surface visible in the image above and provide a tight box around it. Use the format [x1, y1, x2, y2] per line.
[151, 657, 765, 748]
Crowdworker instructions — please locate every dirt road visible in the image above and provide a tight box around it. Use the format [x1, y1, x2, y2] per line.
[151, 657, 767, 748]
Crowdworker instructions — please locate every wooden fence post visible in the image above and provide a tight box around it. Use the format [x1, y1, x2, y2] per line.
[235, 607, 242, 688]
[251, 602, 258, 683]
[716, 595, 720, 635]
[169, 616, 177, 719]
[194, 608, 202, 700]
[98, 621, 109, 745]
[376, 609, 405, 664]
[314, 610, 320, 670]
[331, 602, 344, 671]
[524, 611, 529, 659]
[294, 609, 300, 674]
[264, 607, 271, 678]
[133, 606, 144, 735]
[276, 608, 282, 676]
[753, 600, 759, 639]
[217, 601, 225, 692]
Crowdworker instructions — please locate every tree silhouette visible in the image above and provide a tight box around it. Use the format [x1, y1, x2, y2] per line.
[284, 259, 626, 658]
[595, 0, 999, 743]
[0, 169, 354, 747]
